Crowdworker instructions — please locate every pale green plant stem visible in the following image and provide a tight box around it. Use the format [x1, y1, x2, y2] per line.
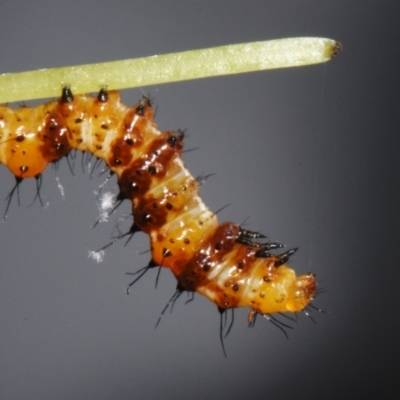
[0, 37, 341, 103]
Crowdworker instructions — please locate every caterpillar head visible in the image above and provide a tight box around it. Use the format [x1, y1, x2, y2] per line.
[242, 263, 317, 315]
[285, 273, 317, 312]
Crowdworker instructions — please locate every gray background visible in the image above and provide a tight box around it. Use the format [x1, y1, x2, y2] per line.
[0, 1, 398, 399]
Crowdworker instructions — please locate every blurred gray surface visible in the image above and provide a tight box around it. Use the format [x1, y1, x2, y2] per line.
[0, 1, 399, 399]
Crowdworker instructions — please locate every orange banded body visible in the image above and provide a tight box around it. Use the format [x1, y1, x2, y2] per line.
[0, 87, 316, 318]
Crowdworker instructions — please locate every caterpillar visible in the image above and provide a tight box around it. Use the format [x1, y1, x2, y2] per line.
[0, 86, 317, 349]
